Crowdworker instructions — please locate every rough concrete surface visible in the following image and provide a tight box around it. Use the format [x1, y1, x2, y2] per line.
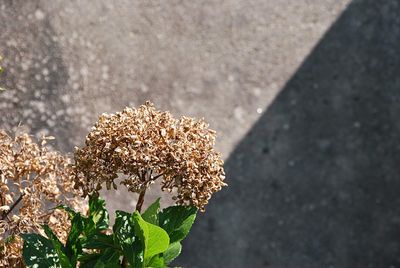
[2, 0, 400, 267]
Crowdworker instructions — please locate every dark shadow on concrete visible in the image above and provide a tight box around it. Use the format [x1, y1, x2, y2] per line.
[0, 0, 76, 151]
[180, 0, 400, 267]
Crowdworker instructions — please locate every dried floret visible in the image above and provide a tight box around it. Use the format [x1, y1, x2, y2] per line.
[0, 131, 85, 268]
[73, 101, 226, 211]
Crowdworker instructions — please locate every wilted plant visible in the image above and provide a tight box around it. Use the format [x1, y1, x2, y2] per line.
[0, 131, 86, 267]
[73, 102, 226, 211]
[1, 102, 226, 268]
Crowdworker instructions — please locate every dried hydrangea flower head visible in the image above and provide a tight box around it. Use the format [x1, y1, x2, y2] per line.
[0, 131, 85, 268]
[73, 101, 226, 211]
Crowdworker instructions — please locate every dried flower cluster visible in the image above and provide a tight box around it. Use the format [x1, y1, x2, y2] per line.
[74, 102, 226, 211]
[0, 131, 85, 268]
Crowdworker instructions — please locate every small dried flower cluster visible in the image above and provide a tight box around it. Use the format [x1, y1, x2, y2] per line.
[74, 102, 226, 211]
[0, 131, 85, 268]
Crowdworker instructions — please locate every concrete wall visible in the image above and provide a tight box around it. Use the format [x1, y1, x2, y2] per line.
[181, 1, 400, 267]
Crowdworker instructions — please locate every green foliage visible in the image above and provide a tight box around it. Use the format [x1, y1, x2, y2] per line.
[22, 196, 198, 268]
[159, 206, 197, 243]
[88, 194, 109, 231]
[42, 225, 72, 268]
[142, 197, 161, 225]
[163, 242, 182, 264]
[21, 233, 62, 268]
[132, 211, 170, 265]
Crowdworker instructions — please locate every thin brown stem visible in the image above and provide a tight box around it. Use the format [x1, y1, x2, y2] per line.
[135, 189, 146, 212]
[39, 210, 55, 219]
[151, 172, 164, 181]
[1, 193, 24, 220]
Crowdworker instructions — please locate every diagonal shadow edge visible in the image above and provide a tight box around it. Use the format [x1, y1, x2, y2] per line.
[180, 0, 400, 267]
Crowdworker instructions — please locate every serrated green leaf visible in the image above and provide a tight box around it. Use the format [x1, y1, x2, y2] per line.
[21, 233, 61, 268]
[142, 198, 161, 225]
[163, 242, 182, 265]
[159, 205, 197, 243]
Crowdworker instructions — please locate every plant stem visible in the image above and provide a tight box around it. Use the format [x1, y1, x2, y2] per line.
[135, 189, 146, 213]
[151, 173, 164, 181]
[1, 193, 24, 220]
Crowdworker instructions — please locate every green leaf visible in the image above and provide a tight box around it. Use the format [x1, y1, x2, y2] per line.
[83, 233, 115, 250]
[132, 212, 169, 266]
[163, 242, 182, 265]
[68, 214, 84, 245]
[41, 225, 72, 268]
[66, 213, 85, 266]
[88, 195, 109, 230]
[83, 217, 96, 236]
[146, 255, 166, 268]
[78, 253, 102, 268]
[81, 249, 120, 268]
[142, 198, 161, 225]
[113, 211, 142, 268]
[113, 211, 135, 246]
[95, 248, 121, 267]
[146, 223, 169, 263]
[42, 224, 64, 251]
[94, 261, 121, 268]
[131, 212, 147, 268]
[21, 233, 61, 268]
[159, 205, 197, 243]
